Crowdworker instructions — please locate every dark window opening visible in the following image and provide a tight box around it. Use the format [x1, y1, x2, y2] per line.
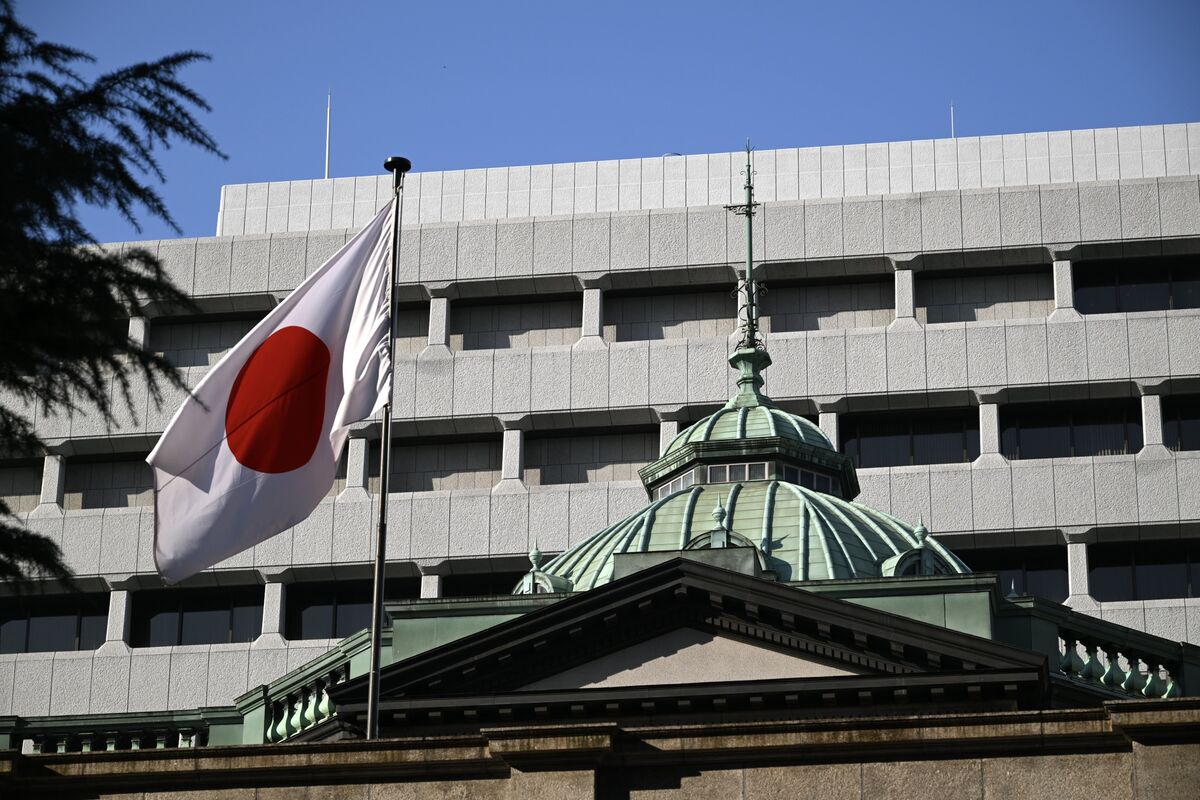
[441, 571, 527, 598]
[0, 593, 108, 654]
[1088, 539, 1200, 602]
[1163, 394, 1200, 452]
[1073, 257, 1200, 315]
[1000, 399, 1142, 459]
[285, 578, 419, 640]
[130, 585, 264, 647]
[960, 547, 1068, 603]
[841, 408, 980, 468]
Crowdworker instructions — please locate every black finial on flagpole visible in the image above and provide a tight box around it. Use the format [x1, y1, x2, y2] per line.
[384, 156, 412, 174]
[384, 156, 412, 191]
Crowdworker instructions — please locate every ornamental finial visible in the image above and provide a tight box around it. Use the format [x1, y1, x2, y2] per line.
[724, 140, 772, 409]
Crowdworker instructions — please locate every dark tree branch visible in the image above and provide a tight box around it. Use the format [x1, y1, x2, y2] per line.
[0, 0, 224, 589]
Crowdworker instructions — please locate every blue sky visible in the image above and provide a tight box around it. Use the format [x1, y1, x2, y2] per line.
[20, 0, 1200, 243]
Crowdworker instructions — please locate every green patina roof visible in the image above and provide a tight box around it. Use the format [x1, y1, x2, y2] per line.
[527, 480, 970, 592]
[663, 404, 832, 455]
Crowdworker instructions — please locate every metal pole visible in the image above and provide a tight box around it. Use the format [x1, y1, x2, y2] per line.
[324, 92, 332, 179]
[366, 155, 411, 740]
[743, 144, 756, 345]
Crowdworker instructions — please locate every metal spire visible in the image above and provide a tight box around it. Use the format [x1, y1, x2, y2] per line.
[726, 140, 762, 350]
[724, 140, 772, 408]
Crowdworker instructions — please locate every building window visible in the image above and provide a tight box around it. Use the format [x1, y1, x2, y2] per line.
[1088, 540, 1200, 602]
[781, 465, 836, 494]
[1163, 395, 1200, 452]
[915, 267, 1053, 324]
[284, 578, 418, 640]
[0, 593, 108, 654]
[525, 429, 657, 486]
[130, 586, 263, 647]
[603, 289, 735, 342]
[1000, 400, 1142, 460]
[959, 547, 1068, 603]
[442, 571, 528, 598]
[762, 279, 894, 332]
[450, 296, 581, 350]
[841, 408, 980, 468]
[1073, 257, 1200, 314]
[369, 437, 502, 492]
[707, 462, 768, 484]
[63, 454, 153, 509]
[655, 471, 695, 499]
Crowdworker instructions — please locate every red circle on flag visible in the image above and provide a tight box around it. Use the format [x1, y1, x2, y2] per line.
[225, 326, 331, 473]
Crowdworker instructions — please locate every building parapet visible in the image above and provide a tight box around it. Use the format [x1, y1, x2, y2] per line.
[214, 124, 1200, 236]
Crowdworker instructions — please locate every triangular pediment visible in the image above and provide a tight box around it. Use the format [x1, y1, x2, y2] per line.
[331, 559, 1046, 722]
[520, 626, 863, 691]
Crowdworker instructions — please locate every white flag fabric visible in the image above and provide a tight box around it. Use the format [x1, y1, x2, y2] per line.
[149, 202, 395, 583]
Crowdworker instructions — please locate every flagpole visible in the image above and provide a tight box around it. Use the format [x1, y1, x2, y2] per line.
[367, 155, 411, 740]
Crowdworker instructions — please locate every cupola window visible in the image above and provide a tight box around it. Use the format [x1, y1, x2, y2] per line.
[708, 462, 767, 483]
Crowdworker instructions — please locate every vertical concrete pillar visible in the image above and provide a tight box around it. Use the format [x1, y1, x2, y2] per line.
[31, 454, 65, 517]
[427, 296, 450, 348]
[818, 412, 839, 451]
[978, 403, 1001, 454]
[581, 287, 604, 340]
[420, 573, 443, 599]
[261, 581, 286, 640]
[104, 589, 132, 644]
[128, 316, 149, 349]
[894, 269, 916, 320]
[339, 436, 371, 500]
[659, 420, 681, 457]
[1049, 260, 1081, 321]
[1066, 538, 1094, 607]
[1141, 392, 1164, 447]
[502, 428, 524, 481]
[495, 421, 528, 492]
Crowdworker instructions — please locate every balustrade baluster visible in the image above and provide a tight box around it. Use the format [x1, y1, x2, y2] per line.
[1121, 658, 1146, 694]
[1100, 646, 1126, 688]
[1142, 664, 1166, 697]
[1080, 642, 1105, 682]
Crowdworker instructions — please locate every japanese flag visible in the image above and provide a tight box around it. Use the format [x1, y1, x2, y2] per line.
[149, 202, 395, 583]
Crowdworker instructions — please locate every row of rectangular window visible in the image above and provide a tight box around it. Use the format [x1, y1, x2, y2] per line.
[0, 573, 530, 653]
[653, 462, 837, 499]
[1073, 257, 1200, 315]
[960, 540, 1200, 604]
[841, 395, 1199, 468]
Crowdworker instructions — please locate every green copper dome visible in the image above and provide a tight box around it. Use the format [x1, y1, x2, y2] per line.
[520, 480, 969, 593]
[515, 152, 971, 597]
[664, 404, 832, 455]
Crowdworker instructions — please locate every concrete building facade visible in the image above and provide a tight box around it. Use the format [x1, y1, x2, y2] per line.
[2, 122, 1200, 719]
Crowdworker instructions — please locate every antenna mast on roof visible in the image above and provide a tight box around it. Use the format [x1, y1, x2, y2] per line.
[325, 90, 332, 179]
[950, 100, 956, 139]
